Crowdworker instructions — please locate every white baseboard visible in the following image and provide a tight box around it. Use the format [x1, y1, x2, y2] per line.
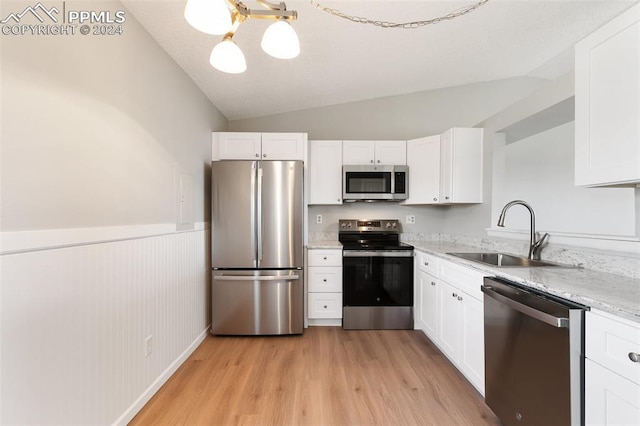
[307, 318, 342, 326]
[113, 327, 210, 426]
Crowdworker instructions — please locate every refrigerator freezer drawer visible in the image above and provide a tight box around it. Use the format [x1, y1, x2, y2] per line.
[211, 271, 303, 335]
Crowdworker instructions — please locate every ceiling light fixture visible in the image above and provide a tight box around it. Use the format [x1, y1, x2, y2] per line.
[184, 0, 299, 74]
[309, 0, 490, 29]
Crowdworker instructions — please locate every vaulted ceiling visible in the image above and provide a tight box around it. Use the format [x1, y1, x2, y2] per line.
[123, 0, 638, 120]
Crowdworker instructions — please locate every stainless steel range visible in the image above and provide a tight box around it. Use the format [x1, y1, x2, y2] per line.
[339, 219, 414, 330]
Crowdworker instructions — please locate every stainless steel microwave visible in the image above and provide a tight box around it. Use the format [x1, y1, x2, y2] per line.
[342, 165, 408, 201]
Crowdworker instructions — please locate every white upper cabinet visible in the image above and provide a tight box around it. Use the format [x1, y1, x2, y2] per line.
[213, 132, 262, 160]
[440, 127, 483, 204]
[575, 3, 640, 186]
[309, 140, 343, 205]
[404, 135, 441, 204]
[404, 128, 483, 205]
[212, 132, 305, 161]
[342, 140, 407, 165]
[261, 133, 305, 160]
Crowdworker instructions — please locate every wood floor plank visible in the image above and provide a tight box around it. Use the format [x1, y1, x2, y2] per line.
[130, 327, 500, 426]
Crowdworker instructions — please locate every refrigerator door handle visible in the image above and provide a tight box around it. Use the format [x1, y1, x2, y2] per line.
[213, 275, 300, 281]
[257, 166, 264, 266]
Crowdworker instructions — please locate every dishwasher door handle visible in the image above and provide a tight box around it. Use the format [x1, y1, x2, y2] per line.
[482, 285, 569, 328]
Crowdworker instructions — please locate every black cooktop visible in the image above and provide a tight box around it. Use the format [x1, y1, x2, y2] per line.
[338, 219, 413, 251]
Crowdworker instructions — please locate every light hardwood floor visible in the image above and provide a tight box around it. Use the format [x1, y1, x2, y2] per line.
[130, 327, 500, 425]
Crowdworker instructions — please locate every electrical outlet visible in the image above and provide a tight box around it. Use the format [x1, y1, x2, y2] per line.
[316, 215, 323, 224]
[145, 335, 152, 357]
[406, 215, 416, 224]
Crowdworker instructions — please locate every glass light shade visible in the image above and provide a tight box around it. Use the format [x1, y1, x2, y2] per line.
[184, 0, 232, 35]
[261, 20, 300, 59]
[210, 39, 247, 74]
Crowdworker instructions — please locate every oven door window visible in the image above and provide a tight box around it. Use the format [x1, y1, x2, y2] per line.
[345, 172, 391, 194]
[343, 256, 413, 306]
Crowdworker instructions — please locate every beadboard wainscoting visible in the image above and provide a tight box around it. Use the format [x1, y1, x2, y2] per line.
[0, 227, 210, 425]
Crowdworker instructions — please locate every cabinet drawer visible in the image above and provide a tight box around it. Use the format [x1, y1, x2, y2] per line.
[308, 249, 342, 267]
[308, 293, 342, 319]
[587, 311, 640, 386]
[308, 267, 342, 292]
[416, 251, 439, 275]
[439, 260, 486, 301]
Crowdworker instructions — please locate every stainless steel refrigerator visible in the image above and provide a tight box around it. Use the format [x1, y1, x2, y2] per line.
[210, 160, 304, 335]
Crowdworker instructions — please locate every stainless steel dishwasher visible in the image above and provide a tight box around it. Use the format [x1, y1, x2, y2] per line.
[482, 277, 587, 426]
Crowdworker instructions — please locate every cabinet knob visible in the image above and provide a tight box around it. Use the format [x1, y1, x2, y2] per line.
[431, 281, 436, 286]
[377, 160, 380, 163]
[424, 261, 429, 266]
[323, 279, 327, 282]
[452, 293, 457, 298]
[323, 305, 328, 309]
[323, 256, 327, 260]
[457, 296, 463, 301]
[370, 160, 374, 163]
[263, 154, 267, 158]
[629, 352, 640, 363]
[255, 153, 260, 158]
[433, 198, 438, 202]
[445, 196, 450, 200]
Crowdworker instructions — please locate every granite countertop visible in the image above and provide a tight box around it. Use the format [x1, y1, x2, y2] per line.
[307, 240, 343, 249]
[412, 241, 640, 324]
[306, 239, 640, 323]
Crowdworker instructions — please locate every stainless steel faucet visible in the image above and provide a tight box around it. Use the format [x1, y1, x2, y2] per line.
[497, 200, 549, 260]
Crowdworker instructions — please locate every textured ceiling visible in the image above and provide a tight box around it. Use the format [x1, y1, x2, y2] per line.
[122, 0, 638, 121]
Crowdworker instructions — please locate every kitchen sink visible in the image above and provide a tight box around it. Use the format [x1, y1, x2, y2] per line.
[447, 252, 563, 267]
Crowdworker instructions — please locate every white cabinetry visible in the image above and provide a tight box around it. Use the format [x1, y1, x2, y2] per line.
[575, 3, 640, 186]
[415, 251, 440, 339]
[404, 135, 441, 204]
[342, 140, 407, 165]
[307, 249, 343, 324]
[585, 310, 640, 425]
[404, 128, 483, 205]
[212, 132, 305, 161]
[309, 140, 343, 205]
[440, 127, 483, 203]
[414, 251, 486, 394]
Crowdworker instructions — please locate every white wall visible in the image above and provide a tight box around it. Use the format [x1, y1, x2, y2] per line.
[491, 121, 636, 237]
[0, 1, 227, 424]
[230, 77, 546, 140]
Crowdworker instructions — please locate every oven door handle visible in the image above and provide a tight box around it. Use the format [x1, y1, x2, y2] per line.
[482, 285, 569, 328]
[343, 250, 414, 257]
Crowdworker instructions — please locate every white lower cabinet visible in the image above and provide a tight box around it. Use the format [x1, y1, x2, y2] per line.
[585, 310, 640, 425]
[307, 248, 342, 324]
[308, 293, 342, 319]
[415, 251, 486, 395]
